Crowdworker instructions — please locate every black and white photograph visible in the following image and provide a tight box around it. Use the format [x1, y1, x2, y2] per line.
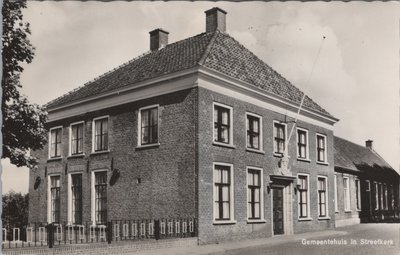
[1, 1, 399, 255]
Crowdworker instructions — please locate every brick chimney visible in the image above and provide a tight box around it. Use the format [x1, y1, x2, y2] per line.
[149, 28, 169, 51]
[366, 140, 373, 150]
[205, 7, 227, 33]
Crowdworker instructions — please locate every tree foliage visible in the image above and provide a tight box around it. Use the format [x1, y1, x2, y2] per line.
[2, 0, 47, 168]
[2, 191, 29, 228]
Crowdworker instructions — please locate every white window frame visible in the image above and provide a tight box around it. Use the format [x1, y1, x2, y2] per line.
[343, 176, 351, 212]
[91, 170, 108, 226]
[374, 181, 379, 210]
[68, 173, 83, 225]
[47, 174, 61, 224]
[246, 166, 265, 223]
[379, 182, 384, 210]
[245, 112, 263, 152]
[92, 116, 109, 153]
[297, 173, 311, 221]
[334, 175, 339, 213]
[316, 133, 328, 164]
[273, 120, 287, 156]
[213, 162, 236, 224]
[212, 102, 234, 147]
[296, 127, 309, 161]
[317, 175, 329, 219]
[48, 126, 63, 159]
[69, 121, 85, 156]
[137, 104, 160, 148]
[355, 178, 361, 211]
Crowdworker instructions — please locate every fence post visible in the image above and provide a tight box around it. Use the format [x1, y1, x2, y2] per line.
[154, 220, 160, 240]
[48, 224, 54, 248]
[107, 222, 112, 244]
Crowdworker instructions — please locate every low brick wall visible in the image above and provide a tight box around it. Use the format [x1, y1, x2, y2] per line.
[2, 238, 198, 255]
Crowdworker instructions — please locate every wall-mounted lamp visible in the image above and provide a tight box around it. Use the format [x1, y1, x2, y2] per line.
[109, 168, 120, 186]
[34, 176, 41, 190]
[267, 185, 271, 194]
[294, 184, 301, 194]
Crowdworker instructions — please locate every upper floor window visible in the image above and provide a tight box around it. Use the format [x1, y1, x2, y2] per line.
[273, 122, 286, 155]
[213, 163, 234, 222]
[139, 105, 159, 146]
[49, 127, 62, 158]
[50, 175, 61, 223]
[318, 177, 328, 218]
[316, 134, 327, 163]
[343, 177, 350, 211]
[246, 113, 262, 151]
[93, 117, 108, 152]
[70, 122, 84, 155]
[298, 174, 309, 219]
[296, 128, 309, 160]
[213, 103, 233, 145]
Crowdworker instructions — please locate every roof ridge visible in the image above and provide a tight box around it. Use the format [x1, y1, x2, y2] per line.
[198, 31, 219, 66]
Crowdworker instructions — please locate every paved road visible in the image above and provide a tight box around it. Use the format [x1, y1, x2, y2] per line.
[225, 224, 400, 255]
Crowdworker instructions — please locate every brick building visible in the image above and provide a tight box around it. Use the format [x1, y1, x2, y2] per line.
[334, 136, 400, 227]
[28, 7, 397, 245]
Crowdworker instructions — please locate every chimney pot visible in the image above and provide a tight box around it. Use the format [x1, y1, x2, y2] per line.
[205, 7, 227, 33]
[366, 140, 373, 150]
[149, 28, 169, 51]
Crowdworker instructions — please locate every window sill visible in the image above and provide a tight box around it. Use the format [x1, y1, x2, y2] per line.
[344, 210, 352, 213]
[47, 157, 62, 162]
[67, 154, 85, 159]
[316, 161, 329, 166]
[136, 143, 160, 150]
[247, 219, 266, 224]
[298, 217, 313, 222]
[246, 148, 265, 154]
[213, 220, 237, 225]
[212, 142, 236, 149]
[90, 150, 110, 156]
[335, 211, 339, 214]
[318, 216, 331, 220]
[297, 158, 311, 163]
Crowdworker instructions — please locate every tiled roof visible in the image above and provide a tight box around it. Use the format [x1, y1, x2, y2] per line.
[334, 136, 396, 174]
[46, 31, 333, 118]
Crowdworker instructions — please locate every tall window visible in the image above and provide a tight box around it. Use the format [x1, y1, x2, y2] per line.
[214, 104, 232, 144]
[213, 164, 233, 221]
[298, 175, 309, 218]
[274, 122, 286, 155]
[318, 177, 327, 217]
[71, 174, 82, 224]
[343, 177, 350, 211]
[389, 185, 394, 210]
[50, 127, 62, 158]
[379, 183, 383, 210]
[297, 128, 308, 159]
[246, 114, 261, 150]
[94, 117, 108, 152]
[355, 179, 361, 211]
[334, 175, 338, 212]
[140, 106, 158, 145]
[247, 169, 262, 220]
[70, 122, 84, 155]
[383, 184, 388, 210]
[316, 134, 327, 163]
[374, 182, 379, 210]
[95, 172, 107, 225]
[50, 176, 61, 223]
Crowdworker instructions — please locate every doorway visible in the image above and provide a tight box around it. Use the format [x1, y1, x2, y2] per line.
[273, 187, 284, 235]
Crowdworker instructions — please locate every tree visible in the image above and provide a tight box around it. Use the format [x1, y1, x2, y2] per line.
[2, 0, 47, 168]
[2, 191, 29, 241]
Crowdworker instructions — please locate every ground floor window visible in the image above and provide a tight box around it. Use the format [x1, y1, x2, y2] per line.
[355, 179, 361, 211]
[247, 168, 263, 220]
[71, 174, 83, 224]
[213, 163, 233, 222]
[298, 174, 309, 218]
[94, 171, 107, 225]
[50, 176, 61, 223]
[318, 177, 328, 217]
[343, 177, 350, 211]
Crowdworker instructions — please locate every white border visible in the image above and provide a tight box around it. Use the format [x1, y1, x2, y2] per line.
[296, 127, 310, 161]
[137, 104, 160, 148]
[316, 133, 328, 164]
[246, 166, 265, 223]
[212, 102, 234, 148]
[343, 176, 351, 212]
[69, 121, 85, 156]
[317, 175, 330, 219]
[92, 116, 109, 153]
[91, 169, 108, 225]
[48, 126, 63, 159]
[245, 112, 264, 153]
[212, 162, 236, 224]
[297, 173, 312, 221]
[273, 120, 287, 156]
[47, 174, 61, 224]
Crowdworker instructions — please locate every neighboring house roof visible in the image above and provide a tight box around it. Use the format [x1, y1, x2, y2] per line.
[46, 31, 334, 119]
[334, 136, 397, 175]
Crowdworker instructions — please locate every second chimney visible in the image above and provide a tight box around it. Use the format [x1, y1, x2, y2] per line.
[366, 140, 373, 150]
[149, 28, 169, 51]
[205, 7, 227, 33]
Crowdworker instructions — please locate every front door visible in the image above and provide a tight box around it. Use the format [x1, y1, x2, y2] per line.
[273, 187, 284, 235]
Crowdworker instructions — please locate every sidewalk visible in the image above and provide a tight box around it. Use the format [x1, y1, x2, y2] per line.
[139, 229, 348, 255]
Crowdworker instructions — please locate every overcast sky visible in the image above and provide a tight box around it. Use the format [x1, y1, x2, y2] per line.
[2, 1, 399, 194]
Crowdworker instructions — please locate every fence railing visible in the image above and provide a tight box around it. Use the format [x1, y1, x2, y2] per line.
[2, 218, 196, 249]
[361, 209, 400, 223]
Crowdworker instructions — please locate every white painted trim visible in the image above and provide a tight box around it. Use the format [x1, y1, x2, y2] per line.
[317, 175, 329, 219]
[297, 173, 311, 220]
[334, 175, 339, 213]
[212, 102, 234, 146]
[246, 166, 264, 221]
[343, 176, 351, 212]
[245, 112, 263, 152]
[48, 126, 63, 159]
[137, 104, 160, 147]
[316, 133, 328, 164]
[69, 121, 84, 156]
[273, 120, 287, 155]
[91, 169, 108, 225]
[212, 162, 235, 224]
[92, 116, 109, 153]
[296, 127, 309, 160]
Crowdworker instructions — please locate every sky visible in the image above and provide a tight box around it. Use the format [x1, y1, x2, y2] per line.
[2, 1, 399, 194]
